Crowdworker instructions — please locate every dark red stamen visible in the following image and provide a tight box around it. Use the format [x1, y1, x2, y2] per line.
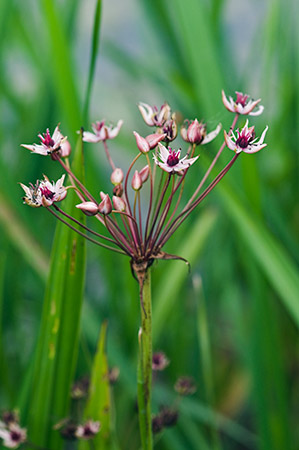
[40, 129, 55, 147]
[236, 92, 249, 107]
[11, 431, 22, 442]
[40, 186, 54, 199]
[236, 129, 254, 148]
[167, 149, 180, 167]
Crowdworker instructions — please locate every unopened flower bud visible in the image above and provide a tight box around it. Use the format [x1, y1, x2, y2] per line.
[162, 117, 177, 141]
[113, 184, 123, 197]
[112, 195, 126, 212]
[145, 133, 166, 149]
[187, 119, 206, 144]
[133, 131, 150, 153]
[174, 376, 196, 396]
[139, 165, 150, 183]
[131, 170, 142, 191]
[60, 139, 72, 157]
[111, 168, 124, 185]
[76, 201, 99, 216]
[99, 194, 112, 215]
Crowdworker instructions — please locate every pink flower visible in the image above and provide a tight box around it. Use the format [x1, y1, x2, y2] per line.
[83, 120, 123, 143]
[222, 90, 264, 116]
[21, 125, 67, 157]
[153, 143, 198, 173]
[0, 423, 27, 448]
[224, 120, 268, 154]
[181, 119, 221, 145]
[138, 102, 171, 127]
[75, 420, 100, 440]
[20, 174, 67, 207]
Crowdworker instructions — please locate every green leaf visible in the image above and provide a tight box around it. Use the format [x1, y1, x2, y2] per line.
[221, 185, 299, 328]
[41, 0, 82, 133]
[79, 321, 112, 450]
[83, 0, 102, 124]
[0, 191, 49, 281]
[27, 135, 86, 449]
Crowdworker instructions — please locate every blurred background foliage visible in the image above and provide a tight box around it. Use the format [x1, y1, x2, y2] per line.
[0, 0, 298, 449]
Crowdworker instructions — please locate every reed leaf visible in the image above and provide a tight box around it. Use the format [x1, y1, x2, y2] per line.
[79, 321, 112, 450]
[27, 135, 86, 449]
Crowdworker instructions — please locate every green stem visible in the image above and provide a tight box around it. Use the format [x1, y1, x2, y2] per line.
[137, 268, 153, 450]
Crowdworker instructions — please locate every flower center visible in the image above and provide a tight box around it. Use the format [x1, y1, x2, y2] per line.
[167, 149, 180, 166]
[236, 129, 255, 148]
[40, 129, 55, 147]
[11, 431, 22, 442]
[40, 186, 55, 199]
[236, 92, 249, 107]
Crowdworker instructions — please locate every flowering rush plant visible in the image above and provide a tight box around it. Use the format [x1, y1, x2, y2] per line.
[19, 90, 267, 450]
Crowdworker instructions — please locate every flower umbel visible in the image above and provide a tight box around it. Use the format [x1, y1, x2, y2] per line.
[224, 120, 268, 154]
[222, 90, 264, 116]
[21, 90, 267, 450]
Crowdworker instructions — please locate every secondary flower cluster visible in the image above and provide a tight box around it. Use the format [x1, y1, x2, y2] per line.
[20, 90, 268, 286]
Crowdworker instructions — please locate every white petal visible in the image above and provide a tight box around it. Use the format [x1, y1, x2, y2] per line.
[108, 120, 123, 139]
[249, 104, 264, 116]
[224, 131, 236, 151]
[158, 143, 169, 162]
[243, 143, 267, 154]
[221, 90, 234, 112]
[202, 123, 222, 144]
[258, 125, 268, 144]
[82, 131, 101, 143]
[52, 125, 63, 143]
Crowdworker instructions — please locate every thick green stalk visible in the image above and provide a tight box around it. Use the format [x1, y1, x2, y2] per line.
[137, 268, 153, 450]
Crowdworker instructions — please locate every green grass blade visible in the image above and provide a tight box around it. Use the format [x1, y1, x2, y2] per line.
[152, 208, 218, 342]
[41, 0, 82, 132]
[220, 186, 299, 327]
[27, 135, 86, 449]
[0, 191, 49, 281]
[194, 275, 222, 450]
[83, 0, 102, 124]
[79, 321, 111, 450]
[245, 264, 292, 450]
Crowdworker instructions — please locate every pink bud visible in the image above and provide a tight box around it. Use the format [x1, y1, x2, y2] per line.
[131, 170, 142, 191]
[112, 196, 126, 212]
[99, 194, 112, 215]
[76, 201, 99, 216]
[133, 131, 150, 153]
[145, 133, 166, 149]
[139, 165, 149, 183]
[187, 119, 206, 144]
[110, 168, 124, 185]
[99, 191, 106, 201]
[60, 139, 72, 157]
